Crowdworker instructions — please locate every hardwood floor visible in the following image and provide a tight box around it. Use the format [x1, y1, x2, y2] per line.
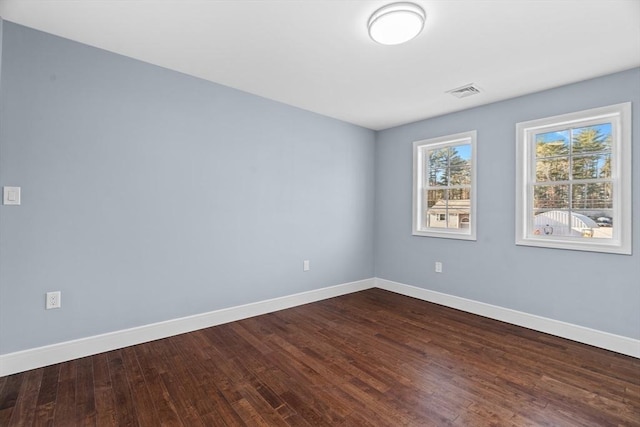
[1, 288, 639, 426]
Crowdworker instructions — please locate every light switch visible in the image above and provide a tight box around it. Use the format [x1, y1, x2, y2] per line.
[3, 187, 21, 205]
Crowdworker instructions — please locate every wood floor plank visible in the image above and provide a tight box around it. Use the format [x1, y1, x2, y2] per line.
[52, 360, 77, 425]
[0, 374, 23, 425]
[2, 288, 639, 426]
[74, 357, 96, 426]
[33, 364, 61, 427]
[106, 350, 139, 426]
[131, 342, 184, 427]
[179, 332, 246, 425]
[120, 346, 162, 427]
[91, 352, 118, 427]
[6, 368, 43, 426]
[152, 339, 207, 427]
[171, 332, 245, 425]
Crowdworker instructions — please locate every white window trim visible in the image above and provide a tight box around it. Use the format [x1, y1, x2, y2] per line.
[412, 130, 477, 241]
[515, 102, 632, 255]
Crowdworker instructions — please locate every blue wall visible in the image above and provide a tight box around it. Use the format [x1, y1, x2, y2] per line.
[375, 68, 640, 340]
[0, 22, 375, 354]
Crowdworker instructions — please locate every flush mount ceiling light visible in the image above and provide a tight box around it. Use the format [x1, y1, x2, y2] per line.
[368, 2, 426, 45]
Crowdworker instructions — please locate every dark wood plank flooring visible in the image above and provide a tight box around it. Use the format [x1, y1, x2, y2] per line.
[1, 288, 639, 426]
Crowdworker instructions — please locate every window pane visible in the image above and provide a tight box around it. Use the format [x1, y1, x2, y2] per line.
[449, 166, 471, 185]
[533, 185, 569, 210]
[572, 154, 611, 179]
[429, 147, 449, 168]
[426, 145, 473, 187]
[424, 190, 471, 230]
[427, 168, 448, 186]
[449, 144, 472, 185]
[426, 147, 448, 186]
[536, 157, 569, 182]
[533, 210, 596, 238]
[449, 187, 470, 200]
[572, 183, 612, 210]
[425, 189, 446, 228]
[536, 130, 569, 157]
[427, 148, 448, 168]
[532, 210, 570, 237]
[571, 124, 612, 154]
[452, 144, 472, 162]
[592, 213, 613, 240]
[426, 189, 445, 208]
[447, 193, 471, 229]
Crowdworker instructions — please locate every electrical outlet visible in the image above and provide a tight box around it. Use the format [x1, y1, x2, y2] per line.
[46, 291, 61, 309]
[435, 262, 443, 273]
[303, 260, 310, 271]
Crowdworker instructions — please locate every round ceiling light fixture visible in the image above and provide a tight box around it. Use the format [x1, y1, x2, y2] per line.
[368, 2, 426, 45]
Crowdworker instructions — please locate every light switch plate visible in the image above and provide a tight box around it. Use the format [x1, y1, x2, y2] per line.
[3, 187, 21, 205]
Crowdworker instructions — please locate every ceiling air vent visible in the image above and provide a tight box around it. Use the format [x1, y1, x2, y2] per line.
[447, 83, 481, 99]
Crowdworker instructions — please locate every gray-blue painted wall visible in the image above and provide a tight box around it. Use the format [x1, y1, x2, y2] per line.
[375, 67, 640, 340]
[0, 22, 375, 354]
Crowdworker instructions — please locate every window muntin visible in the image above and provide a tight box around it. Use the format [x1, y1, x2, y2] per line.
[516, 103, 631, 254]
[413, 131, 477, 240]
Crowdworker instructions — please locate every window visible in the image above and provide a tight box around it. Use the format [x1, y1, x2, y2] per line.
[516, 103, 631, 254]
[413, 131, 477, 240]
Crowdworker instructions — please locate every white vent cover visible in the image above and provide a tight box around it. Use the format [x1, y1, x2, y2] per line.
[447, 83, 481, 98]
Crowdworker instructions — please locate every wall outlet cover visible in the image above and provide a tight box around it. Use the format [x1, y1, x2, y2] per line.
[46, 291, 61, 309]
[3, 186, 21, 205]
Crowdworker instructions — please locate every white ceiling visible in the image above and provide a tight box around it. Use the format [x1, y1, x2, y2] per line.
[1, 0, 639, 130]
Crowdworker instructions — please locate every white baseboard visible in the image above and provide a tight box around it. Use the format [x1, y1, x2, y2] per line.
[375, 278, 640, 358]
[0, 278, 375, 376]
[2, 276, 637, 376]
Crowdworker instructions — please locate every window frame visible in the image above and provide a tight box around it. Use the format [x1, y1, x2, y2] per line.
[515, 102, 632, 254]
[412, 130, 477, 240]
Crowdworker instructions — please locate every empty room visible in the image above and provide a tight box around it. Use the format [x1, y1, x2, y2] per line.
[0, 0, 639, 425]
